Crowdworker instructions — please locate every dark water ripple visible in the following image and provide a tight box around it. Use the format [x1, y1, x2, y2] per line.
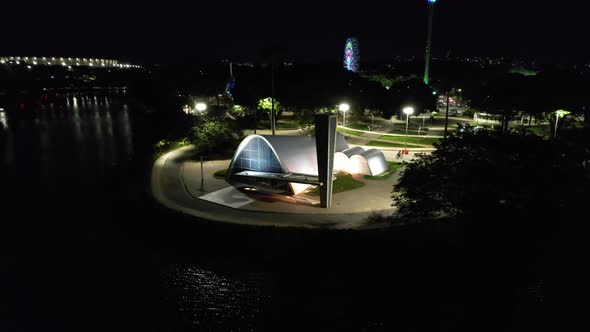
[165, 264, 269, 331]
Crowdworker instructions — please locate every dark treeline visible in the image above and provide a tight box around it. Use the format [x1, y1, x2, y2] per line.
[2, 58, 589, 132]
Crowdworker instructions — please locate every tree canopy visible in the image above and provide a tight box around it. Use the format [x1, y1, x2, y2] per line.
[394, 125, 590, 224]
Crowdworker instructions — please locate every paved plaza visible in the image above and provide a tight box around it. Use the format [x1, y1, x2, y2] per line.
[152, 144, 425, 229]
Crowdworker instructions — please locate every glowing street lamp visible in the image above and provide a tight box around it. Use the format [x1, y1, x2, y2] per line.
[553, 109, 570, 139]
[195, 102, 207, 113]
[339, 103, 350, 126]
[403, 106, 415, 151]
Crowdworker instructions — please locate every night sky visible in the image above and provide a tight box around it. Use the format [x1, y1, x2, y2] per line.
[2, 0, 589, 64]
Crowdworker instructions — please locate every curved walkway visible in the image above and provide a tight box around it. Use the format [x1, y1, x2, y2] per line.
[151, 146, 407, 229]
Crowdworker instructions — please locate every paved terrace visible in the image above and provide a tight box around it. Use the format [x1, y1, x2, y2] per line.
[151, 145, 424, 229]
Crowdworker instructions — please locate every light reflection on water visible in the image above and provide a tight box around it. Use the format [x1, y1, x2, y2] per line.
[166, 264, 269, 331]
[0, 93, 134, 173]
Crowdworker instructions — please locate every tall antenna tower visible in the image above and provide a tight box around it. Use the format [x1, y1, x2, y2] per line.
[424, 0, 437, 85]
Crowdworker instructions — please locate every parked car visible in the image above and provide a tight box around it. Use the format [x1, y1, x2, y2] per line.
[448, 109, 458, 116]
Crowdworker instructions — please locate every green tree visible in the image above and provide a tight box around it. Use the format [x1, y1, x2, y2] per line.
[293, 107, 336, 129]
[393, 124, 589, 223]
[187, 116, 243, 154]
[361, 73, 395, 89]
[257, 97, 282, 120]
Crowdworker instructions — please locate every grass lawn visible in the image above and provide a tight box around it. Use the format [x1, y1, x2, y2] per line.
[366, 141, 408, 148]
[306, 172, 365, 196]
[378, 135, 441, 145]
[214, 169, 228, 178]
[528, 125, 551, 137]
[364, 162, 402, 180]
[388, 128, 428, 135]
[276, 120, 300, 129]
[337, 127, 365, 136]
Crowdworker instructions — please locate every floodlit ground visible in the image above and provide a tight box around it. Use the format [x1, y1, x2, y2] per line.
[152, 145, 424, 229]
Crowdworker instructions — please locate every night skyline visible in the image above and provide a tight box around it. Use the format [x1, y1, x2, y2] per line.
[3, 1, 590, 64]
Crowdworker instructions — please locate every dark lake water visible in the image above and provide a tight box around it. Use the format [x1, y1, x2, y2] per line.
[0, 93, 485, 331]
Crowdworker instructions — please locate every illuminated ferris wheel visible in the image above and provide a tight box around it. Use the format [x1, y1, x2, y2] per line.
[343, 37, 359, 72]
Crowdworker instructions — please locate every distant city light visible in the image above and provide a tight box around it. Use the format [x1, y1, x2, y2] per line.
[27, 65, 31, 69]
[1, 55, 135, 69]
[428, 0, 436, 3]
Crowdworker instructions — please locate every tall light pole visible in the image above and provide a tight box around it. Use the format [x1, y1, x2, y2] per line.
[424, 0, 437, 85]
[339, 103, 350, 126]
[444, 89, 450, 139]
[271, 63, 276, 135]
[403, 107, 415, 151]
[553, 109, 570, 139]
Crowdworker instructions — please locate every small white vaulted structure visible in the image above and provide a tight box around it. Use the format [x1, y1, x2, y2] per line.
[348, 149, 388, 176]
[225, 133, 387, 195]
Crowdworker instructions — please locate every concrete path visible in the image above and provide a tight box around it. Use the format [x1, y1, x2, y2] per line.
[151, 146, 413, 229]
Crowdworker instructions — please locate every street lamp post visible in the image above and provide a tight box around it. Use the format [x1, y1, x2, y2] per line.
[553, 109, 570, 139]
[339, 103, 350, 126]
[554, 113, 559, 139]
[403, 107, 415, 151]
